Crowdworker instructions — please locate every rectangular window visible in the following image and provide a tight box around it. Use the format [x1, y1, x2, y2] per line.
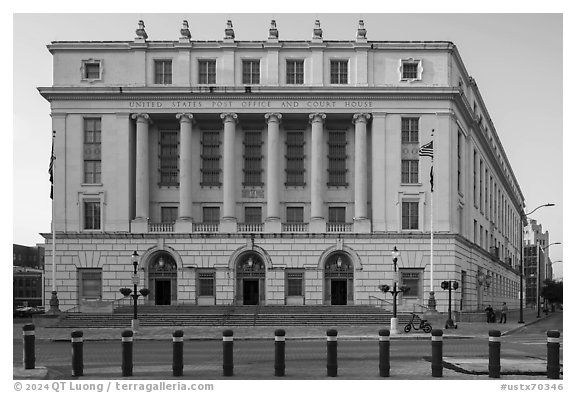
[84, 161, 101, 184]
[479, 160, 484, 213]
[328, 207, 346, 223]
[327, 131, 347, 186]
[203, 207, 220, 224]
[84, 201, 101, 230]
[198, 271, 215, 297]
[242, 60, 260, 84]
[330, 60, 348, 84]
[286, 270, 304, 297]
[473, 150, 478, 206]
[161, 207, 178, 223]
[473, 219, 478, 244]
[401, 160, 419, 184]
[286, 206, 304, 223]
[402, 62, 418, 79]
[401, 118, 419, 143]
[154, 60, 172, 85]
[198, 60, 216, 84]
[286, 60, 304, 84]
[457, 131, 463, 194]
[159, 131, 179, 186]
[201, 131, 221, 186]
[84, 118, 101, 184]
[245, 207, 262, 224]
[285, 131, 305, 186]
[400, 269, 422, 298]
[485, 168, 489, 216]
[79, 268, 102, 300]
[243, 131, 263, 186]
[401, 201, 419, 230]
[84, 63, 100, 79]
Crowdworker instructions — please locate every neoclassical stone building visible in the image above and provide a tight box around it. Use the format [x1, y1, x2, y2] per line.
[39, 19, 525, 313]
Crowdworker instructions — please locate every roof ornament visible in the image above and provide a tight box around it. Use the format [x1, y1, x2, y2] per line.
[135, 20, 148, 41]
[224, 20, 235, 41]
[268, 19, 279, 40]
[356, 20, 367, 42]
[180, 20, 191, 40]
[312, 19, 323, 41]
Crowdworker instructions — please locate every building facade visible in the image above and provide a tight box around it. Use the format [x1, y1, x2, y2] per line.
[13, 244, 45, 308]
[39, 19, 525, 313]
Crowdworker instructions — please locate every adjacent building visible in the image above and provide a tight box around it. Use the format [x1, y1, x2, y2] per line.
[13, 244, 45, 308]
[38, 18, 525, 313]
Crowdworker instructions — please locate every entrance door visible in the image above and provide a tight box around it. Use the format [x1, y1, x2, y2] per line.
[155, 280, 171, 305]
[331, 280, 347, 305]
[243, 279, 260, 305]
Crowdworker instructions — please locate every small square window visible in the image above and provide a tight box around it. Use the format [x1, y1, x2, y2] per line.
[400, 59, 422, 81]
[82, 60, 102, 81]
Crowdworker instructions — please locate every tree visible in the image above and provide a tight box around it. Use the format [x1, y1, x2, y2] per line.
[541, 279, 563, 309]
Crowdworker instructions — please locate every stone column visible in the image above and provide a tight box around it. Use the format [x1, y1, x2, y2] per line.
[131, 113, 150, 233]
[175, 113, 194, 232]
[309, 113, 326, 233]
[353, 113, 371, 233]
[265, 113, 282, 233]
[220, 113, 238, 232]
[371, 112, 387, 232]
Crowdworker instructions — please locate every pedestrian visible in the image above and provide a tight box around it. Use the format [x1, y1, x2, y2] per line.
[499, 302, 508, 323]
[485, 305, 494, 323]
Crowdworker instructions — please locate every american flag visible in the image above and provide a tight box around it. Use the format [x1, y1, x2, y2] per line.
[418, 141, 433, 158]
[49, 131, 55, 199]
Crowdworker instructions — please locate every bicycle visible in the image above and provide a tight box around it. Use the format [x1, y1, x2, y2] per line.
[403, 313, 432, 333]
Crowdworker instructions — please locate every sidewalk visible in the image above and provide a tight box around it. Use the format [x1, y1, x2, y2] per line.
[13, 310, 561, 380]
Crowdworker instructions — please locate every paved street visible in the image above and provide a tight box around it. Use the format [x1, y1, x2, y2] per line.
[13, 310, 562, 380]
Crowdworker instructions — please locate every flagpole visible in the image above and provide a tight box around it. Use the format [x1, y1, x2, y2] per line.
[428, 129, 437, 312]
[48, 130, 60, 314]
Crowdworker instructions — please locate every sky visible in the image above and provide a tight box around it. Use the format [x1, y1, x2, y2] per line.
[8, 5, 567, 282]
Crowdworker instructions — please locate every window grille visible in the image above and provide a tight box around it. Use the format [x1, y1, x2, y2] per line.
[402, 62, 418, 79]
[79, 268, 102, 299]
[245, 207, 262, 224]
[328, 207, 346, 223]
[243, 131, 263, 186]
[201, 131, 221, 186]
[203, 207, 220, 223]
[242, 60, 260, 84]
[285, 131, 305, 186]
[199, 60, 216, 84]
[84, 63, 100, 79]
[286, 270, 304, 296]
[286, 206, 304, 223]
[327, 131, 347, 186]
[159, 131, 179, 186]
[401, 201, 418, 230]
[161, 207, 178, 223]
[330, 60, 348, 84]
[400, 269, 422, 298]
[286, 60, 304, 84]
[154, 60, 172, 84]
[198, 271, 215, 297]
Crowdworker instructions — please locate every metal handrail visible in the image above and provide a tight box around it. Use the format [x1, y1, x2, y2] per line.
[368, 295, 394, 309]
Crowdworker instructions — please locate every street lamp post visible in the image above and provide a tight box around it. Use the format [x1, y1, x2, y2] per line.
[441, 280, 458, 329]
[519, 203, 555, 324]
[379, 247, 409, 334]
[119, 251, 149, 332]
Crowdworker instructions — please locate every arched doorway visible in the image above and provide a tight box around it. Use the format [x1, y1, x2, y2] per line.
[148, 253, 177, 305]
[324, 253, 354, 305]
[236, 253, 266, 305]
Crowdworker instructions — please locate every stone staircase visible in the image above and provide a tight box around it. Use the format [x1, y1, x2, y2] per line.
[51, 305, 422, 329]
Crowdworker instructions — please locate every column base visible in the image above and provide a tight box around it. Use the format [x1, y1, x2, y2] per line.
[174, 218, 193, 233]
[46, 291, 61, 315]
[131, 218, 149, 233]
[353, 218, 371, 233]
[264, 218, 282, 233]
[425, 291, 438, 314]
[219, 218, 238, 233]
[131, 319, 139, 332]
[309, 218, 326, 233]
[390, 317, 399, 334]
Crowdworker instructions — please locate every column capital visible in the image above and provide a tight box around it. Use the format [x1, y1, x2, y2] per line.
[264, 113, 282, 123]
[352, 113, 371, 124]
[220, 113, 238, 123]
[131, 113, 151, 123]
[176, 113, 195, 124]
[309, 113, 326, 124]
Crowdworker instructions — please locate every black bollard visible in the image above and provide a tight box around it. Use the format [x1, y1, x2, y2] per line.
[379, 329, 390, 377]
[121, 330, 134, 377]
[222, 330, 234, 377]
[22, 324, 35, 370]
[71, 330, 84, 377]
[547, 330, 561, 379]
[431, 329, 443, 377]
[172, 330, 184, 377]
[326, 329, 338, 377]
[488, 330, 501, 378]
[274, 329, 286, 377]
